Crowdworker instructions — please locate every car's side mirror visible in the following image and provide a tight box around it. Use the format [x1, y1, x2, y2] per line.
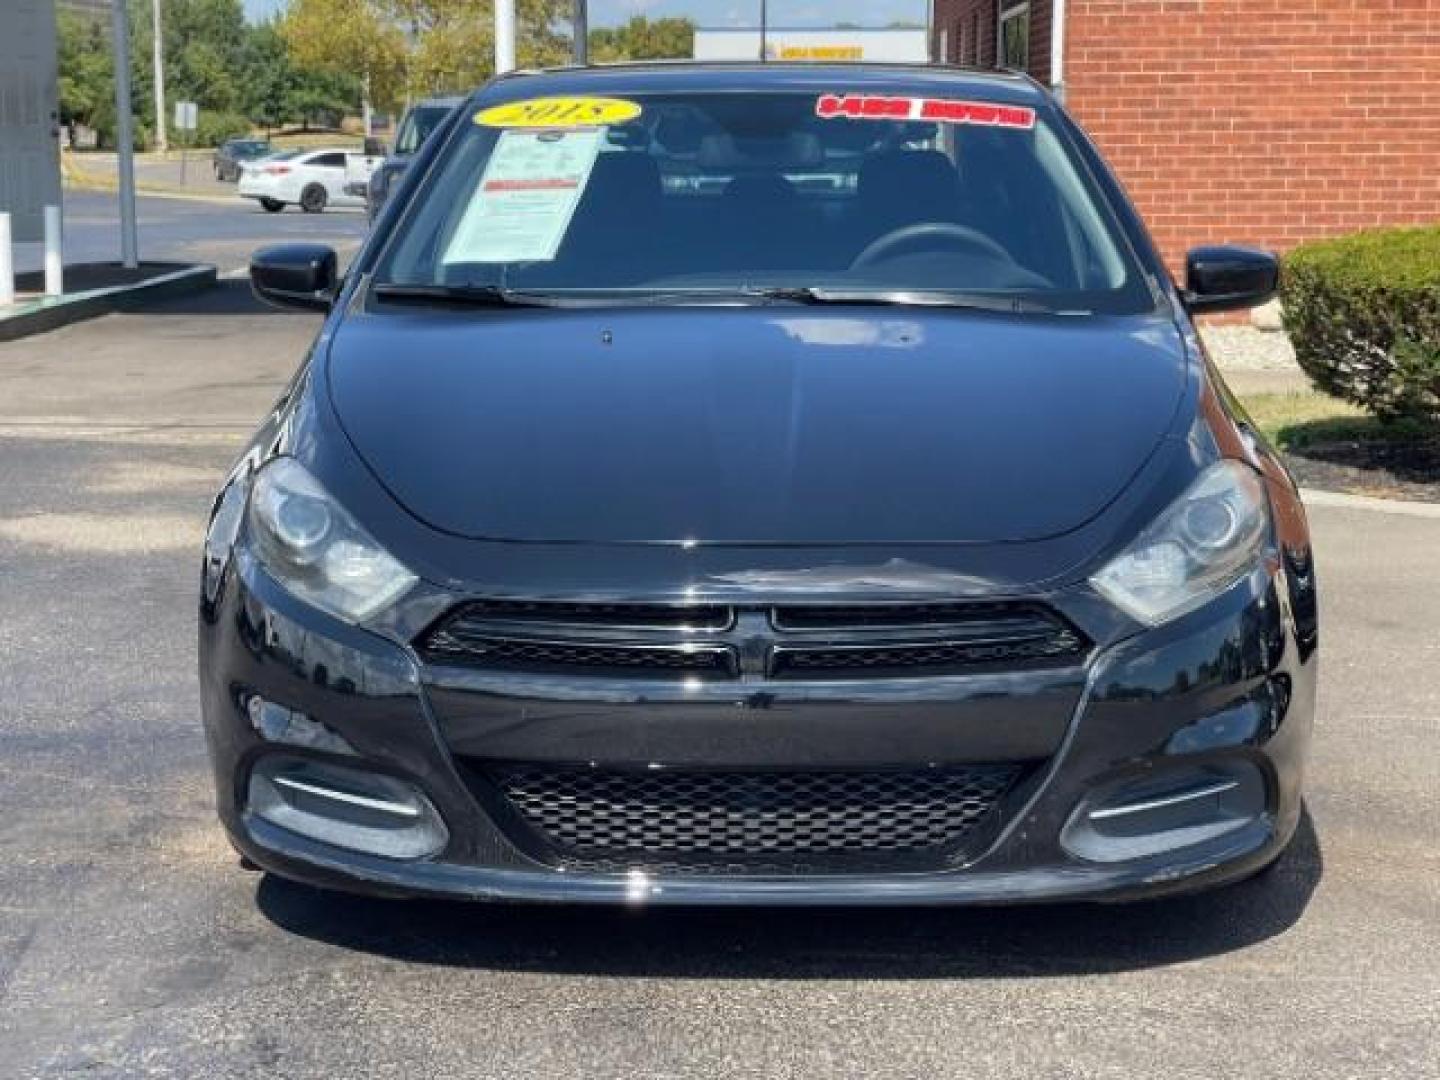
[250, 244, 338, 312]
[363, 136, 386, 158]
[1182, 245, 1280, 314]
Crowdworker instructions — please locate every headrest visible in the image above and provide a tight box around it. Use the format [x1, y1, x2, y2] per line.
[858, 150, 961, 218]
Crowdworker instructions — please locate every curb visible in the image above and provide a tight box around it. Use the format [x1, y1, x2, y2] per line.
[0, 264, 218, 343]
[64, 179, 241, 207]
[1300, 488, 1440, 519]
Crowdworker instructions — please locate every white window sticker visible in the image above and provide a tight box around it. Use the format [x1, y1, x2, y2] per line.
[443, 127, 604, 265]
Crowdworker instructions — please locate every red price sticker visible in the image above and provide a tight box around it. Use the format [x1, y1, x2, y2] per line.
[816, 94, 1036, 130]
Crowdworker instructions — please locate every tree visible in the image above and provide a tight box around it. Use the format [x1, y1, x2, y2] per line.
[284, 0, 572, 109]
[56, 13, 115, 136]
[588, 16, 695, 62]
[240, 23, 298, 133]
[242, 22, 361, 133]
[124, 0, 251, 127]
[283, 0, 408, 112]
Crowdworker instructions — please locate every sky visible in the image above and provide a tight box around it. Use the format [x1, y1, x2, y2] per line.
[241, 0, 929, 29]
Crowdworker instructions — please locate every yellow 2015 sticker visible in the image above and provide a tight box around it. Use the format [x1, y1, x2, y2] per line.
[475, 96, 643, 129]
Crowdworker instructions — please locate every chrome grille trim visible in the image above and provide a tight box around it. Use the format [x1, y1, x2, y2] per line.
[417, 600, 1088, 680]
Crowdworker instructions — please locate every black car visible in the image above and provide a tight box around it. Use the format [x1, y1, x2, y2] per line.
[213, 138, 272, 182]
[201, 63, 1317, 905]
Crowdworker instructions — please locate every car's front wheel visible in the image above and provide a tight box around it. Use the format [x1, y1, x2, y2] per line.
[300, 184, 328, 214]
[259, 198, 285, 213]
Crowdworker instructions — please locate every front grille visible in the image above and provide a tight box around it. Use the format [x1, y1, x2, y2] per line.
[773, 601, 1054, 630]
[483, 763, 1025, 874]
[447, 599, 733, 631]
[772, 627, 1086, 676]
[423, 632, 735, 678]
[417, 599, 1087, 680]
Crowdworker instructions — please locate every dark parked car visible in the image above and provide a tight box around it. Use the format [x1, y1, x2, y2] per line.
[364, 95, 463, 219]
[212, 137, 272, 182]
[203, 63, 1317, 906]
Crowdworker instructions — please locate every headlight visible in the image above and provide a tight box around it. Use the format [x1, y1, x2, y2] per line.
[1090, 461, 1270, 626]
[247, 458, 417, 623]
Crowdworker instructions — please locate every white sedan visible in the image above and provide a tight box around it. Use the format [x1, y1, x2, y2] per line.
[237, 149, 368, 214]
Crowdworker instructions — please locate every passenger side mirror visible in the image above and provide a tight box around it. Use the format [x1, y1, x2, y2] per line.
[1182, 246, 1280, 314]
[250, 244, 338, 313]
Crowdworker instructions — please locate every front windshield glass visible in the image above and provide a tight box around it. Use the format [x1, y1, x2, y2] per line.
[376, 90, 1156, 313]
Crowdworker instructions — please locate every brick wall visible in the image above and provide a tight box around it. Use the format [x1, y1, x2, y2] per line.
[933, 0, 1053, 84]
[1064, 0, 1440, 278]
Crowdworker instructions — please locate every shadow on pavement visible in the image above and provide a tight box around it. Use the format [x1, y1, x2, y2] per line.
[255, 808, 1322, 979]
[138, 278, 326, 318]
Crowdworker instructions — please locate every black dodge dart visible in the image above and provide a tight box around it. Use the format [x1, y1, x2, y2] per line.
[200, 63, 1317, 905]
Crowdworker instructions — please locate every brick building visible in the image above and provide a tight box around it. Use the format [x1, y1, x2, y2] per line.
[931, 0, 1440, 277]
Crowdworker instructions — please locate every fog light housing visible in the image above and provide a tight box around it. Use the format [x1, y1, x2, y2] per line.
[247, 756, 447, 860]
[246, 694, 356, 756]
[1061, 760, 1267, 864]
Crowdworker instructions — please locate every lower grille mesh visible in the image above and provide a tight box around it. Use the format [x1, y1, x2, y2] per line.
[487, 763, 1024, 873]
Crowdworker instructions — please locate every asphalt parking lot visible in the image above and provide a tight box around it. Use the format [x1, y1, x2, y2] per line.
[9, 192, 366, 278]
[1, 284, 1437, 1078]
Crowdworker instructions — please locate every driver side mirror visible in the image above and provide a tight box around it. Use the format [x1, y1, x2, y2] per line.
[250, 244, 338, 313]
[1182, 245, 1280, 314]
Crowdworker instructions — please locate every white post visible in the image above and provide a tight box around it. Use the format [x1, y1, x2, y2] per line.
[495, 0, 516, 74]
[44, 205, 63, 297]
[1051, 0, 1068, 103]
[362, 73, 374, 139]
[152, 0, 168, 153]
[111, 0, 140, 268]
[0, 213, 14, 308]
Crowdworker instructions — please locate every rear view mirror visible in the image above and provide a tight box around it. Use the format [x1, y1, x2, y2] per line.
[1183, 246, 1280, 314]
[250, 244, 338, 312]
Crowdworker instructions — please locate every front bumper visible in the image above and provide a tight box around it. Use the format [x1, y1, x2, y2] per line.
[199, 552, 1315, 906]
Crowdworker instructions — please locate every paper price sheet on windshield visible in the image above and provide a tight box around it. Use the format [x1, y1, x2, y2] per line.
[443, 127, 604, 266]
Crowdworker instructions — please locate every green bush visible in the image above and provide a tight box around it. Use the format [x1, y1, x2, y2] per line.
[190, 111, 254, 149]
[1282, 225, 1440, 422]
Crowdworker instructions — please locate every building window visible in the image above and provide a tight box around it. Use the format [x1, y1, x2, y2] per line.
[999, 2, 1030, 71]
[970, 12, 982, 64]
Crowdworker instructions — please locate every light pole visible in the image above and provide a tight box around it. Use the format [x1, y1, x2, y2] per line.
[759, 0, 768, 60]
[152, 0, 167, 153]
[110, 0, 139, 268]
[574, 0, 588, 64]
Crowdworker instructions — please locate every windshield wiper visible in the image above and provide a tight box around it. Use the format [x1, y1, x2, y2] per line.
[371, 283, 564, 308]
[735, 286, 1067, 313]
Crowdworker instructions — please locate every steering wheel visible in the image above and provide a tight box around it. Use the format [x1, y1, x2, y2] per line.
[851, 222, 1013, 270]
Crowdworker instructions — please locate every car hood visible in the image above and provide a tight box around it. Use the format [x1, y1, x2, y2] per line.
[326, 306, 1188, 546]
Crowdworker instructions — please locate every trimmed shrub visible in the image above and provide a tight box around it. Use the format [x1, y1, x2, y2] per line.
[191, 112, 254, 149]
[1282, 225, 1440, 422]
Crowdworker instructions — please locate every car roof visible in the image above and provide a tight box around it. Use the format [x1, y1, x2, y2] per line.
[474, 62, 1048, 108]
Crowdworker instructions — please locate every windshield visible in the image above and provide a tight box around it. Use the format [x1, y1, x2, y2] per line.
[396, 104, 456, 155]
[375, 90, 1156, 313]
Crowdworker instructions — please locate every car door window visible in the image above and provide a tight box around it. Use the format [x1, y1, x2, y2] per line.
[310, 153, 347, 169]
